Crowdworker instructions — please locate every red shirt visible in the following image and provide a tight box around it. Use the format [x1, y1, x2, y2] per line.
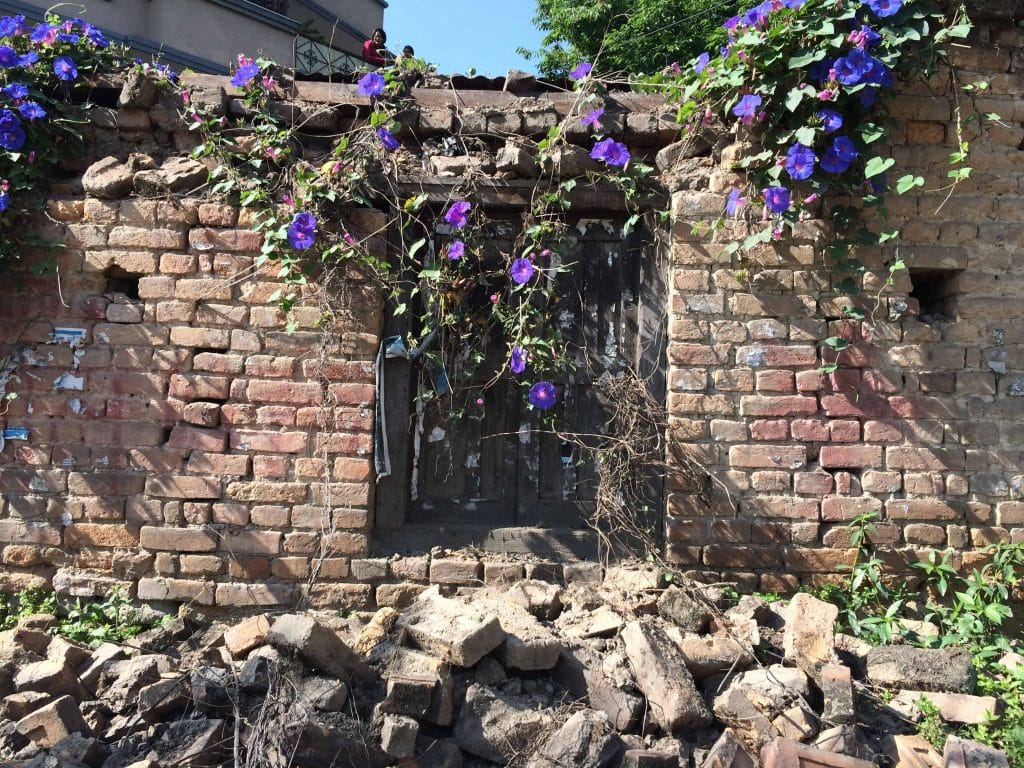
[362, 39, 386, 66]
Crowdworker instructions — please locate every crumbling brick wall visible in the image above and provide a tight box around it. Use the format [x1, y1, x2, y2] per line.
[665, 4, 1024, 593]
[1, 4, 1023, 608]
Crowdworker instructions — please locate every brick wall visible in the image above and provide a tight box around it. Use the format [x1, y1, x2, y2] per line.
[665, 9, 1024, 593]
[1, 7, 1023, 608]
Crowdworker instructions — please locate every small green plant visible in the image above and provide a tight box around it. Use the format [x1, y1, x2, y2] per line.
[968, 662, 1024, 766]
[916, 696, 951, 751]
[0, 587, 159, 645]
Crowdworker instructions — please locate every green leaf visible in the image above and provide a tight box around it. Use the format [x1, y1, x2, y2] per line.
[895, 174, 924, 194]
[858, 123, 887, 144]
[785, 88, 805, 112]
[795, 126, 817, 146]
[864, 156, 895, 178]
[788, 50, 825, 69]
[824, 336, 850, 351]
[419, 267, 441, 280]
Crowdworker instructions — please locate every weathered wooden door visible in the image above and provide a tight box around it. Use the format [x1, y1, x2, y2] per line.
[375, 208, 665, 557]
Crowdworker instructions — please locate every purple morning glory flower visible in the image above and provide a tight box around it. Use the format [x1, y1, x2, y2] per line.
[763, 186, 791, 214]
[358, 70, 386, 97]
[0, 109, 25, 151]
[528, 381, 557, 410]
[29, 23, 55, 44]
[17, 51, 37, 67]
[510, 346, 527, 374]
[0, 16, 24, 37]
[783, 0, 806, 7]
[447, 240, 464, 260]
[726, 188, 747, 216]
[231, 58, 259, 87]
[0, 189, 8, 213]
[819, 109, 843, 133]
[57, 33, 79, 43]
[0, 46, 19, 68]
[444, 200, 471, 228]
[287, 211, 317, 250]
[510, 257, 535, 284]
[86, 27, 109, 47]
[590, 137, 630, 167]
[865, 0, 902, 17]
[834, 48, 869, 86]
[863, 56, 892, 87]
[53, 56, 77, 81]
[820, 136, 859, 173]
[693, 52, 710, 73]
[569, 61, 592, 80]
[581, 106, 604, 127]
[785, 143, 817, 181]
[732, 94, 762, 123]
[377, 126, 400, 150]
[723, 15, 740, 31]
[18, 101, 44, 119]
[859, 88, 879, 108]
[3, 83, 28, 100]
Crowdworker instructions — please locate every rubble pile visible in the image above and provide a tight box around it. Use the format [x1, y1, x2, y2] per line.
[0, 568, 1015, 767]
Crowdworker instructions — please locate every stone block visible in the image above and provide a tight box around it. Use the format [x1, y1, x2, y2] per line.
[380, 714, 418, 759]
[14, 661, 86, 701]
[265, 613, 373, 683]
[397, 587, 505, 667]
[16, 695, 91, 748]
[223, 614, 272, 658]
[382, 647, 454, 726]
[784, 593, 839, 680]
[762, 738, 875, 767]
[866, 646, 976, 693]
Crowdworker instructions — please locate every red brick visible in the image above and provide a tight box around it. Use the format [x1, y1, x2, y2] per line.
[169, 326, 230, 348]
[211, 502, 249, 525]
[90, 370, 167, 395]
[108, 226, 187, 249]
[863, 420, 901, 442]
[250, 505, 290, 527]
[669, 343, 730, 366]
[255, 406, 296, 426]
[230, 430, 308, 453]
[169, 374, 231, 400]
[326, 383, 376, 406]
[228, 556, 271, 578]
[886, 499, 963, 521]
[219, 530, 281, 555]
[750, 420, 790, 441]
[198, 203, 238, 227]
[189, 228, 264, 253]
[794, 472, 834, 495]
[729, 445, 806, 469]
[66, 471, 144, 496]
[166, 426, 228, 452]
[741, 496, 819, 520]
[64, 524, 139, 548]
[740, 396, 818, 417]
[247, 380, 322, 405]
[740, 345, 818, 367]
[186, 453, 249, 476]
[252, 455, 289, 477]
[784, 548, 859, 573]
[245, 356, 296, 377]
[139, 526, 219, 551]
[820, 394, 888, 418]
[997, 502, 1024, 526]
[226, 481, 308, 503]
[703, 545, 781, 568]
[886, 447, 965, 471]
[145, 476, 221, 499]
[304, 359, 375, 381]
[791, 420, 830, 442]
[795, 370, 823, 391]
[756, 370, 795, 392]
[821, 496, 883, 521]
[193, 353, 244, 374]
[820, 446, 883, 469]
[0, 520, 62, 545]
[829, 420, 860, 442]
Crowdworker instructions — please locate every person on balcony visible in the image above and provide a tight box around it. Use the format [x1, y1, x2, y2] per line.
[362, 28, 393, 67]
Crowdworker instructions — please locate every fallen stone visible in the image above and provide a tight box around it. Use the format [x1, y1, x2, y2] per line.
[496, 142, 541, 178]
[238, 653, 275, 694]
[475, 595, 561, 671]
[102, 655, 162, 712]
[620, 621, 712, 731]
[15, 696, 91, 748]
[14, 661, 86, 701]
[503, 69, 537, 93]
[280, 719, 390, 768]
[266, 613, 374, 683]
[554, 645, 644, 731]
[49, 733, 108, 768]
[621, 750, 678, 768]
[381, 714, 419, 759]
[1, 690, 51, 720]
[302, 675, 348, 712]
[772, 704, 818, 741]
[75, 643, 125, 689]
[711, 615, 761, 648]
[6, 627, 51, 656]
[701, 728, 757, 768]
[543, 144, 601, 178]
[189, 666, 234, 713]
[525, 709, 623, 768]
[82, 156, 136, 199]
[866, 646, 976, 693]
[673, 632, 755, 679]
[223, 614, 272, 657]
[820, 664, 855, 726]
[941, 736, 1009, 768]
[882, 733, 942, 768]
[352, 607, 399, 656]
[578, 605, 625, 639]
[761, 738, 875, 767]
[503, 579, 563, 621]
[889, 691, 999, 725]
[727, 595, 779, 627]
[604, 565, 661, 591]
[998, 652, 1023, 674]
[814, 726, 859, 757]
[133, 156, 208, 195]
[397, 588, 505, 667]
[383, 647, 454, 726]
[415, 737, 463, 768]
[898, 619, 941, 640]
[713, 665, 811, 751]
[136, 677, 189, 723]
[453, 683, 553, 764]
[119, 68, 159, 109]
[152, 718, 228, 768]
[45, 637, 91, 671]
[657, 586, 710, 633]
[784, 593, 838, 680]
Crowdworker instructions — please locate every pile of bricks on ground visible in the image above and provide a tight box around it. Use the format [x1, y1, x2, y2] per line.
[0, 567, 1016, 767]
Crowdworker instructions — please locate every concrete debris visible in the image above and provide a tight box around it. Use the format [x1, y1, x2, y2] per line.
[0, 566, 1013, 768]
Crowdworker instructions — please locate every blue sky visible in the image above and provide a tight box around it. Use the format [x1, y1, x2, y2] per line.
[383, 1, 545, 77]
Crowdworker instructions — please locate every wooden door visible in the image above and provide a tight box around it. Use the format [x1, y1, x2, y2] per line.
[375, 214, 666, 556]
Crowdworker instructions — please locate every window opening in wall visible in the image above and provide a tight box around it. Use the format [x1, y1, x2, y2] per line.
[104, 267, 142, 301]
[908, 268, 962, 324]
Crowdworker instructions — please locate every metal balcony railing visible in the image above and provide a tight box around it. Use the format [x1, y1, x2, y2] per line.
[295, 35, 363, 76]
[248, 0, 290, 14]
